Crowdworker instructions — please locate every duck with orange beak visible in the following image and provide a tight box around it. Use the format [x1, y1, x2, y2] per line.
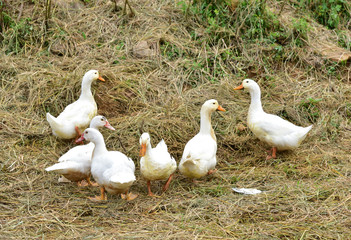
[139, 132, 177, 197]
[46, 70, 105, 139]
[179, 99, 226, 181]
[234, 79, 312, 160]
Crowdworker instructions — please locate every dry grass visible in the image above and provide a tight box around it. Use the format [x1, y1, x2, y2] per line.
[1, 0, 351, 239]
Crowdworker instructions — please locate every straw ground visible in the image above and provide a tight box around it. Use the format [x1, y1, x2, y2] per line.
[0, 0, 350, 239]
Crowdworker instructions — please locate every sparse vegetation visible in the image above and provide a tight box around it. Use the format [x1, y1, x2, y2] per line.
[0, 0, 350, 239]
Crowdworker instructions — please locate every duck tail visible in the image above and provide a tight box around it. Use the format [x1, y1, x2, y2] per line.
[297, 125, 313, 144]
[155, 139, 167, 151]
[110, 172, 136, 185]
[46, 112, 61, 132]
[303, 125, 313, 136]
[45, 162, 71, 173]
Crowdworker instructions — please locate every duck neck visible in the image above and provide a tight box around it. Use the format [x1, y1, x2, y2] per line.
[91, 135, 108, 159]
[144, 142, 152, 157]
[79, 76, 94, 100]
[199, 108, 213, 136]
[248, 86, 264, 116]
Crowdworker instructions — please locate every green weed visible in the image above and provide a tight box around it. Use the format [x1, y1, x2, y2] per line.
[292, 18, 309, 47]
[160, 40, 181, 60]
[1, 13, 33, 54]
[295, 0, 350, 29]
[299, 97, 322, 123]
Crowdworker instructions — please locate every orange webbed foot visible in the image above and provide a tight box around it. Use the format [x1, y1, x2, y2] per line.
[89, 187, 106, 201]
[121, 192, 138, 200]
[85, 178, 99, 187]
[207, 169, 217, 175]
[78, 180, 89, 187]
[126, 192, 138, 201]
[88, 195, 107, 202]
[266, 147, 277, 160]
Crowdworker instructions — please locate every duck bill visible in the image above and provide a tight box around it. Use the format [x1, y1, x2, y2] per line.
[75, 134, 85, 143]
[98, 76, 105, 82]
[140, 143, 146, 157]
[104, 121, 115, 130]
[217, 105, 226, 112]
[234, 84, 244, 90]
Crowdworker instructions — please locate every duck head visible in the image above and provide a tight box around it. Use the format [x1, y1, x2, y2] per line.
[76, 128, 101, 143]
[139, 132, 151, 157]
[84, 70, 105, 82]
[90, 115, 115, 130]
[234, 79, 260, 92]
[201, 99, 226, 113]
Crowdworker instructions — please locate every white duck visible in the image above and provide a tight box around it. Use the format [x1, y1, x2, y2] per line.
[179, 99, 225, 180]
[234, 79, 313, 159]
[45, 115, 115, 186]
[46, 70, 105, 139]
[76, 128, 137, 201]
[139, 132, 177, 196]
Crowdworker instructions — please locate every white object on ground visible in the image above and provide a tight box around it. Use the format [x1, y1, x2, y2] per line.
[232, 188, 262, 195]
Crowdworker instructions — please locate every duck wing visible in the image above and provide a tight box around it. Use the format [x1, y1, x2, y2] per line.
[253, 113, 304, 137]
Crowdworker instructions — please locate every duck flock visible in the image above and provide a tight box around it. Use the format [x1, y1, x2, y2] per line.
[45, 70, 313, 201]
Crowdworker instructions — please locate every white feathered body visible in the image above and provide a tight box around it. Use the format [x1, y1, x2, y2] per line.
[179, 133, 217, 179]
[45, 142, 94, 181]
[140, 140, 177, 181]
[46, 98, 97, 139]
[248, 110, 312, 151]
[91, 151, 136, 194]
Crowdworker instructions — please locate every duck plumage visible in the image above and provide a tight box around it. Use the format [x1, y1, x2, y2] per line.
[46, 70, 105, 139]
[179, 99, 225, 179]
[234, 79, 312, 159]
[139, 132, 177, 196]
[77, 128, 137, 201]
[45, 115, 115, 185]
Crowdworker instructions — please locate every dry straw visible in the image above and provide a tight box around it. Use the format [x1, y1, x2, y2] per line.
[0, 0, 350, 239]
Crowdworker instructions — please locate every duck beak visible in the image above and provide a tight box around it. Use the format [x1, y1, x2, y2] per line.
[98, 76, 105, 82]
[234, 83, 244, 90]
[75, 134, 85, 143]
[104, 121, 115, 130]
[140, 143, 146, 157]
[217, 105, 226, 112]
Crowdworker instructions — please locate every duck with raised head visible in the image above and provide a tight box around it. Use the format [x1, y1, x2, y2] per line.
[139, 132, 177, 196]
[46, 70, 105, 139]
[234, 79, 312, 159]
[179, 99, 226, 181]
[45, 115, 115, 186]
[76, 128, 137, 201]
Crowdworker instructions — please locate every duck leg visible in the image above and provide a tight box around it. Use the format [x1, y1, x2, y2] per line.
[89, 187, 107, 201]
[266, 147, 277, 160]
[162, 173, 174, 192]
[74, 126, 83, 144]
[147, 180, 155, 197]
[85, 177, 99, 187]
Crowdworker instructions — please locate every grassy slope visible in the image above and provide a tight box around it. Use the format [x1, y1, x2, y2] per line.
[0, 0, 350, 239]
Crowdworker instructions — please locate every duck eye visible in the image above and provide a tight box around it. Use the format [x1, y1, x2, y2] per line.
[246, 80, 249, 83]
[213, 102, 216, 105]
[85, 131, 88, 134]
[101, 118, 104, 121]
